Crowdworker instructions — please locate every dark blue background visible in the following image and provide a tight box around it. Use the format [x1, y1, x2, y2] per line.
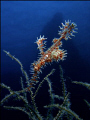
[1, 1, 90, 120]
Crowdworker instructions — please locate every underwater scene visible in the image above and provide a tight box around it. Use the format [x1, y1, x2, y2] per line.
[1, 1, 90, 120]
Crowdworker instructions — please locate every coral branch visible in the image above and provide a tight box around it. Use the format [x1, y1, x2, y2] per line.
[72, 81, 90, 90]
[84, 99, 90, 108]
[44, 104, 83, 120]
[33, 69, 55, 98]
[3, 50, 31, 88]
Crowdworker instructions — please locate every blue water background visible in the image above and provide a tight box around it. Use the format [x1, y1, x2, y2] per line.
[1, 1, 90, 120]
